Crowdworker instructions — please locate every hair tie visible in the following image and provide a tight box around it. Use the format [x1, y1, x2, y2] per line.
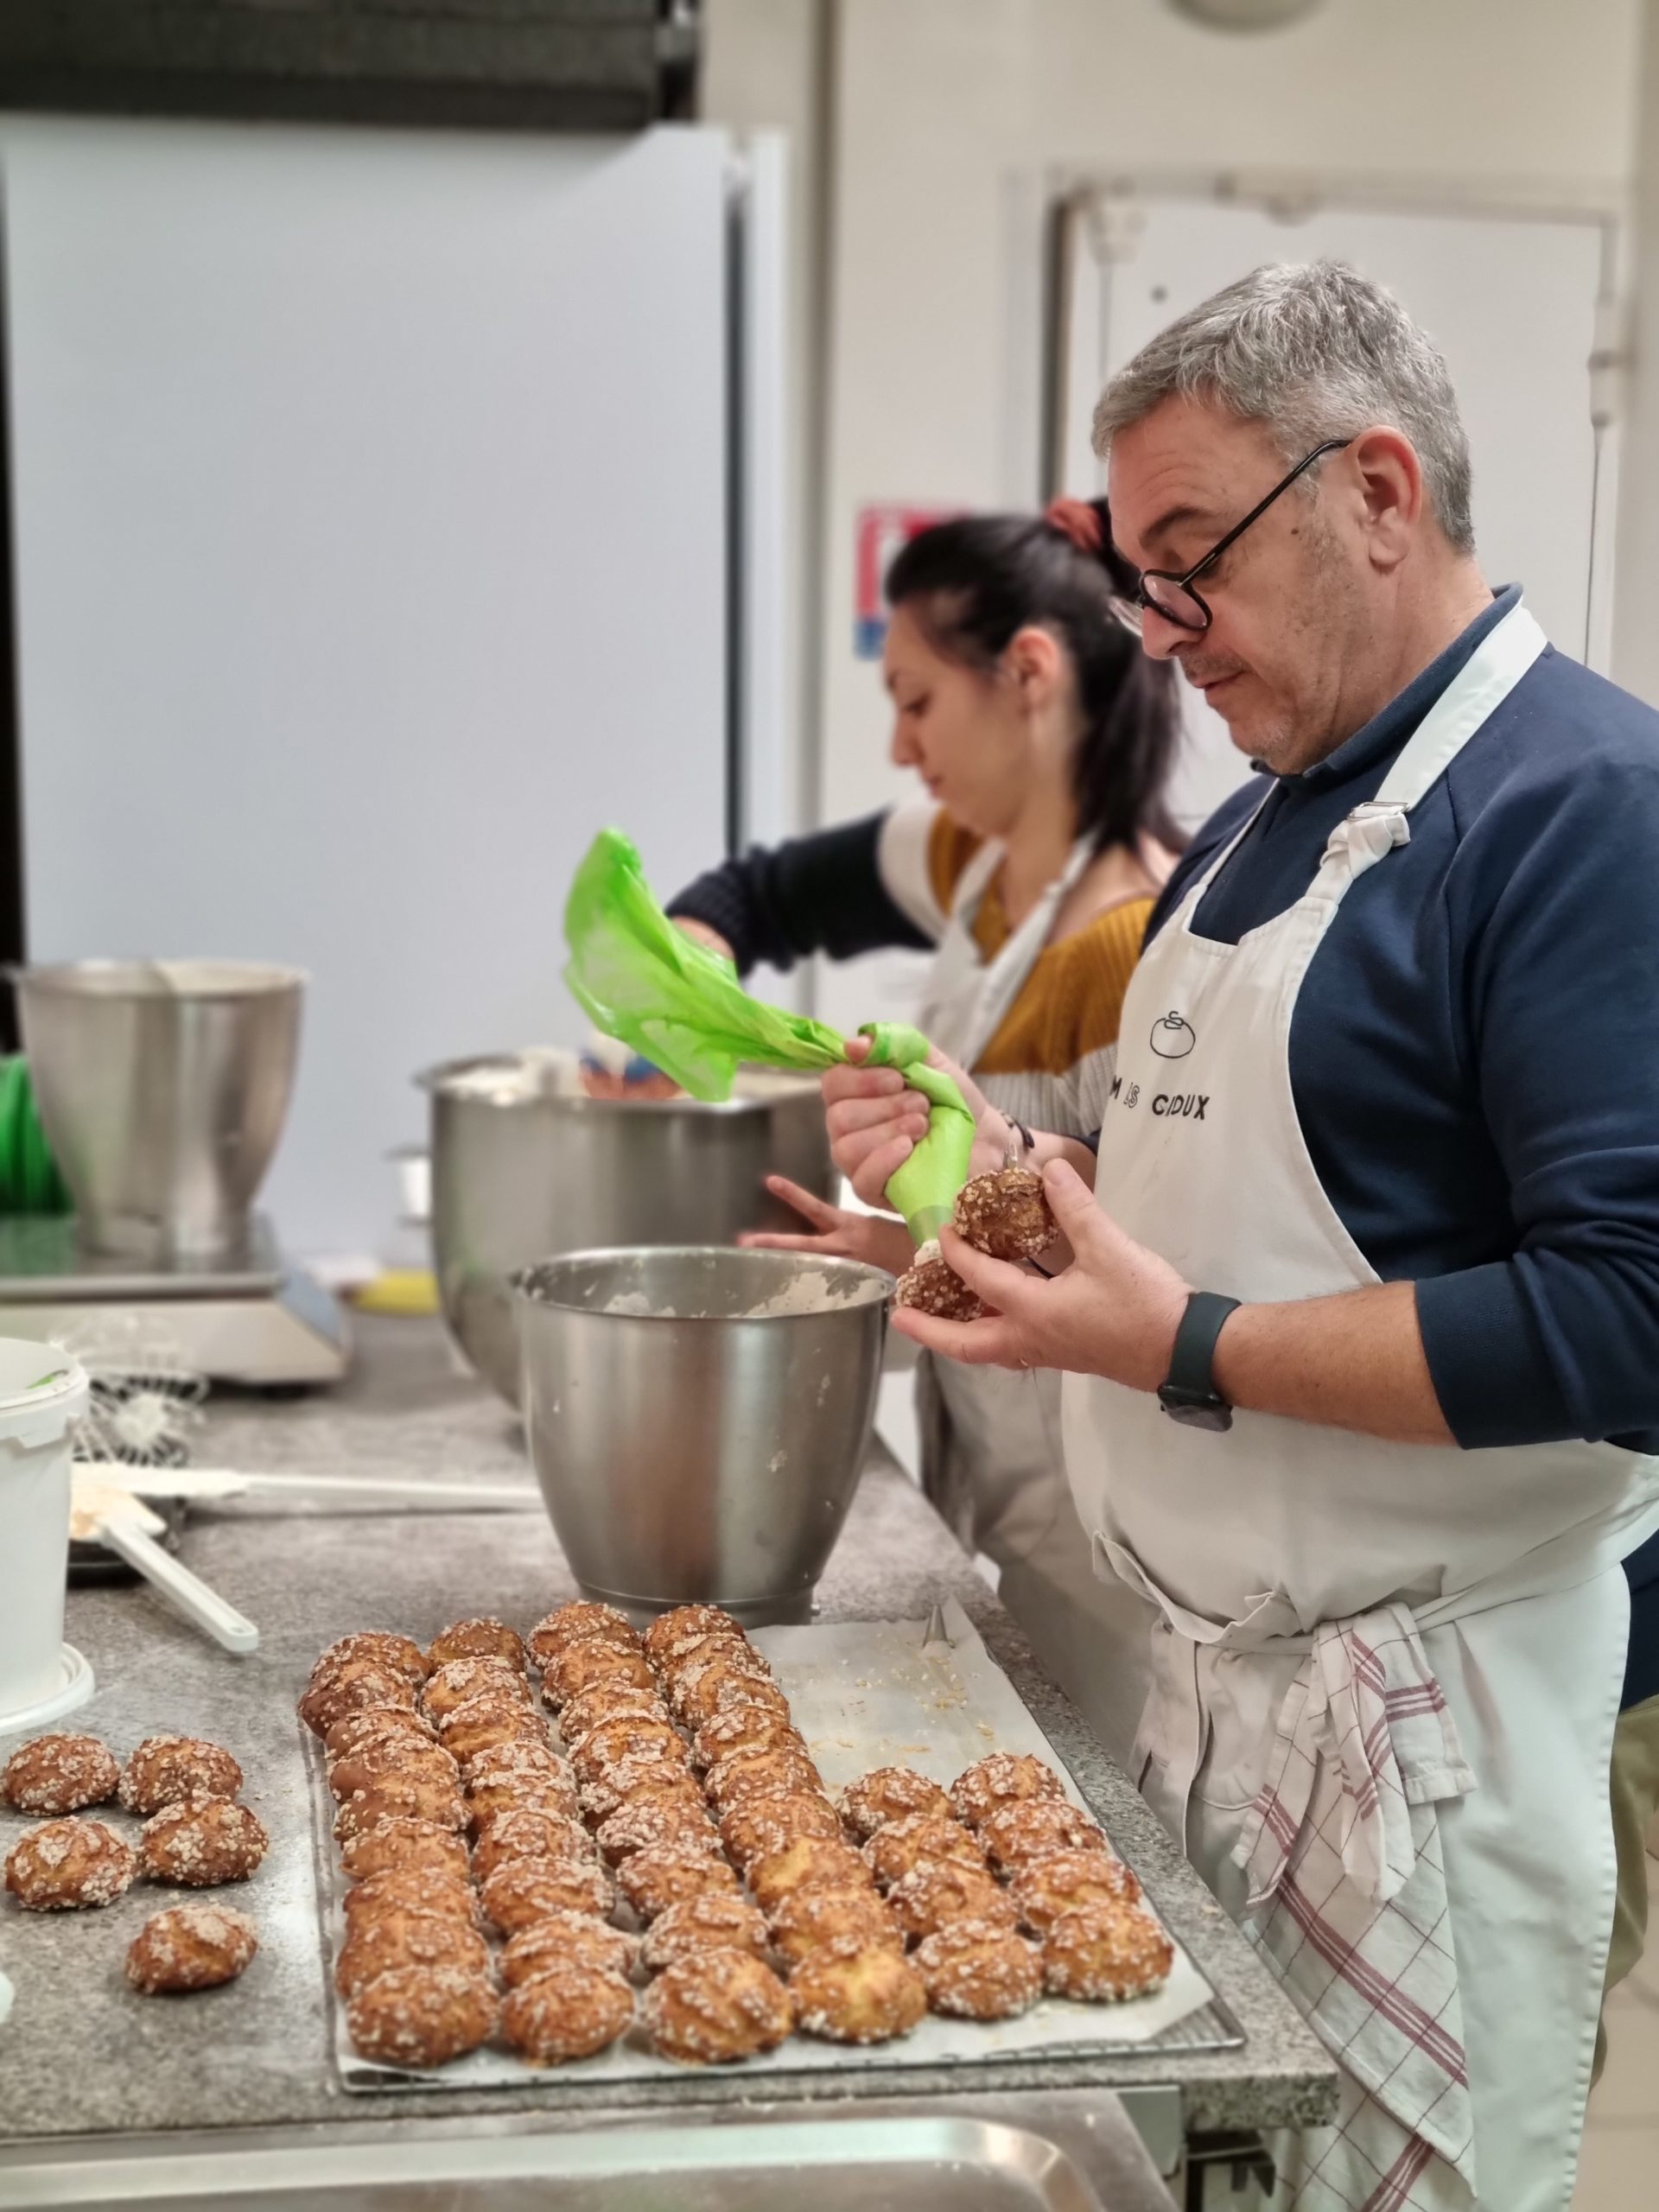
[1044, 497, 1105, 557]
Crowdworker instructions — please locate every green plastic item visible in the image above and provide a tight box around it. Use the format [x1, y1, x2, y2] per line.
[855, 1022, 976, 1245]
[0, 1055, 73, 1217]
[563, 830, 976, 1245]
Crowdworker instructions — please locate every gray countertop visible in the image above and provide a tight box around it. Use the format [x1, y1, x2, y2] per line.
[0, 1314, 1335, 2147]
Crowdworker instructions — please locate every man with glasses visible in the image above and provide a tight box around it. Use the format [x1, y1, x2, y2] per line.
[829, 262, 1659, 2209]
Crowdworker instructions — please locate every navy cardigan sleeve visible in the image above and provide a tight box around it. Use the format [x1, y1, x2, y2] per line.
[1414, 704, 1659, 1451]
[667, 814, 931, 977]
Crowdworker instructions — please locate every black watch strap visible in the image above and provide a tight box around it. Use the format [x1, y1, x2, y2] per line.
[1159, 1291, 1241, 1431]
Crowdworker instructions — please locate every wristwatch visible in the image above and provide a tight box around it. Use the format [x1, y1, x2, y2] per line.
[1158, 1291, 1241, 1432]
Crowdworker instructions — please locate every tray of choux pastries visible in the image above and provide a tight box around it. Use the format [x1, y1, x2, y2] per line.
[298, 1596, 1230, 2087]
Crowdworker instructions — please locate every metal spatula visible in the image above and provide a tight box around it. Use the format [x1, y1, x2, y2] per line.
[74, 1462, 540, 1512]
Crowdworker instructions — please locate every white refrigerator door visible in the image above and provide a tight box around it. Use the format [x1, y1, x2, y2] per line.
[4, 115, 738, 1262]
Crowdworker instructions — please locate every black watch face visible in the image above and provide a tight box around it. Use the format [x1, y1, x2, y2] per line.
[1159, 1391, 1232, 1433]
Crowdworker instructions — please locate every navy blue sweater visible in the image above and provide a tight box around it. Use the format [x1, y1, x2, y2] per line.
[1141, 588, 1659, 1707]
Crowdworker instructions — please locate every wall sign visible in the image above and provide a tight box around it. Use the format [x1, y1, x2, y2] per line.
[853, 503, 957, 659]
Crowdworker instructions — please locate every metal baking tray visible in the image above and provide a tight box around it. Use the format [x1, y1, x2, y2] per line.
[0, 2104, 1175, 2209]
[307, 1600, 1243, 2092]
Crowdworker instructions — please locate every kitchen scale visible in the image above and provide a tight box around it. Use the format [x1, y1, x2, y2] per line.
[0, 1211, 350, 1386]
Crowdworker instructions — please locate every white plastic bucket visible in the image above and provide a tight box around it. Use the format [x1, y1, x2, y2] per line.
[0, 1339, 89, 1732]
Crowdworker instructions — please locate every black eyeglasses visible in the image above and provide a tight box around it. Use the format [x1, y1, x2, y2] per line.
[1120, 438, 1352, 635]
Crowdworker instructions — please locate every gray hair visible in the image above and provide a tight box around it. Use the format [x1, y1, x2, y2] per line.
[1092, 261, 1475, 555]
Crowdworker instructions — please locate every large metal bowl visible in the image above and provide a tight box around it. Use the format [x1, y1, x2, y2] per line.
[15, 960, 304, 1262]
[421, 1055, 835, 1408]
[513, 1248, 891, 1625]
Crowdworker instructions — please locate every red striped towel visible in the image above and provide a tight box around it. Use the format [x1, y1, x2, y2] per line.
[1230, 1604, 1478, 2209]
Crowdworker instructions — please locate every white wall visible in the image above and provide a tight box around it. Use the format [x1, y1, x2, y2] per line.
[804, 0, 1642, 1034]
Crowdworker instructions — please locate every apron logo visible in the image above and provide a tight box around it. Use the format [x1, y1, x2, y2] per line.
[1150, 1012, 1197, 1059]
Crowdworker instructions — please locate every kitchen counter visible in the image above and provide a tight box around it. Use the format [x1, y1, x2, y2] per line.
[0, 1313, 1335, 2162]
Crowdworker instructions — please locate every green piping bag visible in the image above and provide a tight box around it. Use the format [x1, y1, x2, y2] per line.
[854, 1021, 974, 1244]
[563, 830, 975, 1246]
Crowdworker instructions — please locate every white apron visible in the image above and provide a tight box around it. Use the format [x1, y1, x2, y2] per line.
[917, 836, 1157, 1762]
[1062, 601, 1659, 2210]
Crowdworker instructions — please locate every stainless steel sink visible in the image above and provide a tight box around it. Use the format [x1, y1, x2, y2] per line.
[0, 2097, 1174, 2211]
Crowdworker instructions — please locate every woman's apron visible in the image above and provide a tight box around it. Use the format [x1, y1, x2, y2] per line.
[1062, 600, 1659, 2209]
[916, 836, 1158, 1763]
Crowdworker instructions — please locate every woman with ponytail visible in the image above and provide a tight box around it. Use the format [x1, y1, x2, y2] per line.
[668, 499, 1181, 1756]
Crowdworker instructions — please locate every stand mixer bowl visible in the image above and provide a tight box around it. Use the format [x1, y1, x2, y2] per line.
[15, 961, 305, 1263]
[514, 1248, 891, 1626]
[421, 1055, 836, 1408]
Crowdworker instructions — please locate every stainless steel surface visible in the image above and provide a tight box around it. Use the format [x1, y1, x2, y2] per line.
[422, 1054, 835, 1406]
[0, 1212, 285, 1300]
[0, 2096, 1173, 2210]
[514, 1248, 889, 1625]
[16, 961, 303, 1262]
[0, 1269, 350, 1386]
[0, 1182, 349, 1388]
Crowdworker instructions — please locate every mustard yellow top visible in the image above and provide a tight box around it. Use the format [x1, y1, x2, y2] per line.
[927, 817, 1154, 1080]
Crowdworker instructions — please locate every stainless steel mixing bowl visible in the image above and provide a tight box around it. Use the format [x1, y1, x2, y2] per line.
[15, 960, 304, 1262]
[513, 1247, 891, 1625]
[421, 1055, 836, 1408]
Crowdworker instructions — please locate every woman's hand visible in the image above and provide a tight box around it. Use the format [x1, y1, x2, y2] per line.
[738, 1177, 915, 1276]
[890, 1159, 1188, 1389]
[821, 1038, 1011, 1210]
[673, 917, 735, 963]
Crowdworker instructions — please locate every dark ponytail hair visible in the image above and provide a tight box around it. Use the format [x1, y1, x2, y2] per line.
[884, 501, 1185, 856]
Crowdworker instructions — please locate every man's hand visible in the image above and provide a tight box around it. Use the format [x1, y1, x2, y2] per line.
[738, 1176, 915, 1277]
[892, 1160, 1456, 1445]
[892, 1159, 1189, 1391]
[823, 1039, 1011, 1209]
